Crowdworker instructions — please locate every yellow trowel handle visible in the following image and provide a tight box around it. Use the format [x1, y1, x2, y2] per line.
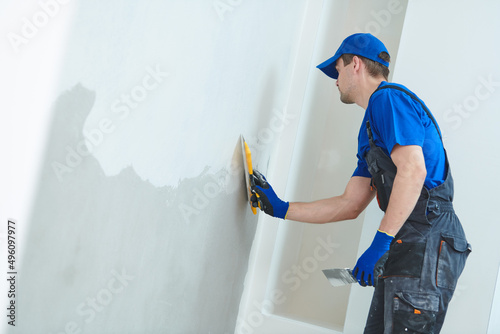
[244, 141, 254, 174]
[244, 141, 257, 214]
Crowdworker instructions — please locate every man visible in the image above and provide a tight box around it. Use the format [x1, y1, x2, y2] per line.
[250, 33, 471, 333]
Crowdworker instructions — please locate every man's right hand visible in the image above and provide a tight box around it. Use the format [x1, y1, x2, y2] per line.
[250, 170, 289, 219]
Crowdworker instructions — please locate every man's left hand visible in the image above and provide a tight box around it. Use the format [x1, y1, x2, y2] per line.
[353, 230, 394, 286]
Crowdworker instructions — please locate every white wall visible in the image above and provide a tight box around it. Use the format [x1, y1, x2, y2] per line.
[0, 1, 306, 333]
[489, 266, 500, 334]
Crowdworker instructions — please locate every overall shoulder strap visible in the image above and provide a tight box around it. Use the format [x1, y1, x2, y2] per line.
[366, 120, 377, 148]
[374, 85, 443, 143]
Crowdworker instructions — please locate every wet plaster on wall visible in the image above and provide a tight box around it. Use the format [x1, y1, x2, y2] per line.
[11, 84, 258, 334]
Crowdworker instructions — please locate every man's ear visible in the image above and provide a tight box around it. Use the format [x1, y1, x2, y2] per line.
[352, 55, 362, 73]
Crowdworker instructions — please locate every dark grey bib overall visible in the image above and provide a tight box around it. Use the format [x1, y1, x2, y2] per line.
[363, 85, 471, 334]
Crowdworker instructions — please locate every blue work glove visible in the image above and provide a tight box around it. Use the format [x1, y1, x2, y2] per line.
[353, 230, 394, 287]
[250, 170, 289, 219]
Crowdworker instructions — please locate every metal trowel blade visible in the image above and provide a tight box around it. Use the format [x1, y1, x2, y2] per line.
[322, 268, 357, 287]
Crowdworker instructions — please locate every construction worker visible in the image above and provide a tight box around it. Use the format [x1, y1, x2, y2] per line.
[251, 33, 471, 333]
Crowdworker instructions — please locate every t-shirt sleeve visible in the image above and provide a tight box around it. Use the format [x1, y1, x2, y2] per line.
[352, 152, 371, 178]
[370, 90, 425, 154]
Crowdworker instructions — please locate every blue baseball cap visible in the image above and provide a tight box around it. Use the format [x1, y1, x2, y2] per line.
[317, 33, 390, 79]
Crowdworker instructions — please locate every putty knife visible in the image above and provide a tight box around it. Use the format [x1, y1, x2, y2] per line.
[241, 135, 257, 214]
[322, 268, 357, 287]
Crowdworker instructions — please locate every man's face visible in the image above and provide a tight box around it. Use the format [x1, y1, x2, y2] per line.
[335, 57, 356, 105]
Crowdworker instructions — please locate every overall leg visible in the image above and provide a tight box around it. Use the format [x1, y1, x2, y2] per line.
[364, 278, 385, 334]
[379, 220, 439, 334]
[382, 277, 440, 334]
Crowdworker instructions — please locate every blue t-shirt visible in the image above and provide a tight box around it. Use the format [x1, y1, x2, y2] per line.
[353, 81, 446, 189]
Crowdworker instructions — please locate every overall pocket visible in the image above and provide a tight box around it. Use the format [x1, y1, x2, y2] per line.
[370, 171, 393, 212]
[436, 234, 471, 289]
[393, 291, 439, 334]
[384, 240, 426, 278]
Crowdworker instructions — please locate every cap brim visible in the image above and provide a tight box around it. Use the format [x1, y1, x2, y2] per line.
[317, 55, 340, 79]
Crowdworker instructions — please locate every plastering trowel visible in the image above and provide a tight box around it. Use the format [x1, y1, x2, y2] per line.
[322, 268, 357, 287]
[241, 135, 258, 214]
